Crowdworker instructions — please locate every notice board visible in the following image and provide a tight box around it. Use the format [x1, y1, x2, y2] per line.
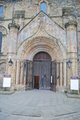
[70, 79, 79, 90]
[3, 76, 11, 88]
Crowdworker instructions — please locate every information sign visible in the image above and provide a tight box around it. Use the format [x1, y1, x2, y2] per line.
[70, 79, 79, 90]
[3, 75, 11, 88]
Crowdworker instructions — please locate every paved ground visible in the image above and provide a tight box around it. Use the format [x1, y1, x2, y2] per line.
[0, 90, 80, 120]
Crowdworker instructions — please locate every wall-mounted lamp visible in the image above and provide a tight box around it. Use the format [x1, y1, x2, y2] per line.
[8, 59, 13, 66]
[77, 58, 80, 62]
[66, 59, 72, 68]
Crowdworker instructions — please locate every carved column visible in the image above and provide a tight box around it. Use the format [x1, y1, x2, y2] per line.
[60, 62, 63, 87]
[56, 63, 60, 87]
[16, 60, 20, 85]
[65, 21, 78, 88]
[20, 62, 24, 84]
[23, 62, 27, 86]
[7, 23, 20, 89]
[8, 23, 20, 56]
[63, 60, 67, 87]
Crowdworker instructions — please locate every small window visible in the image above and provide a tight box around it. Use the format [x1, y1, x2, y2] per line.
[40, 1, 47, 13]
[0, 32, 2, 53]
[0, 5, 4, 17]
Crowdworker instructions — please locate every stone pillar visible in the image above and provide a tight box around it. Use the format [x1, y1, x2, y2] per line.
[77, 32, 80, 78]
[16, 60, 20, 85]
[56, 63, 60, 87]
[60, 62, 63, 87]
[17, 17, 24, 30]
[65, 21, 78, 88]
[63, 60, 67, 87]
[8, 23, 20, 56]
[24, 62, 27, 86]
[7, 23, 20, 89]
[20, 62, 24, 84]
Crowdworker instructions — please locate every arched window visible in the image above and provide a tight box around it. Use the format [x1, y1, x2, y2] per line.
[40, 1, 47, 13]
[0, 5, 4, 17]
[0, 32, 2, 53]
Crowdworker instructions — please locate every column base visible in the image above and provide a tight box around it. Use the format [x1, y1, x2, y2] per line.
[56, 86, 67, 92]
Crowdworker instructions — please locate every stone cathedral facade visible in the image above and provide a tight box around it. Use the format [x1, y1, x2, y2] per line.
[0, 0, 80, 91]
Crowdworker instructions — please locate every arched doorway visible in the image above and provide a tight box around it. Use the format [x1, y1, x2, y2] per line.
[33, 52, 52, 89]
[24, 51, 57, 91]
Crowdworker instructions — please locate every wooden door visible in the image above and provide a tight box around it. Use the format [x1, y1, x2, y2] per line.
[33, 52, 52, 90]
[33, 60, 51, 89]
[34, 76, 39, 89]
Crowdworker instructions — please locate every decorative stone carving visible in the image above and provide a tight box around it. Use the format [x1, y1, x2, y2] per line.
[8, 23, 20, 30]
[62, 7, 75, 16]
[65, 20, 77, 28]
[0, 26, 7, 35]
[18, 12, 66, 49]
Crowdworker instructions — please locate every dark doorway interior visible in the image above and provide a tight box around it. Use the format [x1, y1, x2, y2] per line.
[34, 76, 39, 89]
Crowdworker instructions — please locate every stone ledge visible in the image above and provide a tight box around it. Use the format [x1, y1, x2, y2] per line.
[0, 90, 14, 95]
[66, 93, 80, 98]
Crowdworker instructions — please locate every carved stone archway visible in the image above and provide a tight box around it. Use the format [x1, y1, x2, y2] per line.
[16, 36, 67, 91]
[18, 36, 65, 62]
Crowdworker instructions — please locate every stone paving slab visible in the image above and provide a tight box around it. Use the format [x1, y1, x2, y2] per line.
[0, 90, 80, 120]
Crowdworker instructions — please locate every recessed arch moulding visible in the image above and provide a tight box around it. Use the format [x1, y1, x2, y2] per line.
[17, 36, 66, 62]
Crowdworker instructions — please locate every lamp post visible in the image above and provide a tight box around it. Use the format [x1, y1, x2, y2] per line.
[66, 59, 72, 68]
[8, 59, 13, 66]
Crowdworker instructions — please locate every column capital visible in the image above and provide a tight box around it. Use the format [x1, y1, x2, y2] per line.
[8, 23, 20, 30]
[65, 20, 77, 28]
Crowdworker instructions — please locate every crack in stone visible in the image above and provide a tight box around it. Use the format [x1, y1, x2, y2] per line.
[12, 113, 41, 117]
[55, 111, 79, 117]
